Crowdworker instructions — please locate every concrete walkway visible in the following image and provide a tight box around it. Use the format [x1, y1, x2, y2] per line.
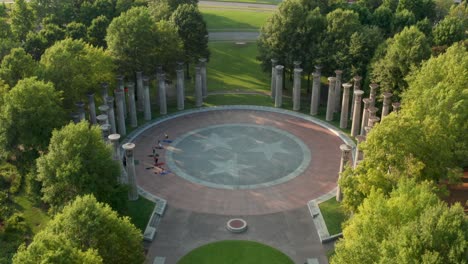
[209, 31, 260, 41]
[200, 0, 278, 9]
[147, 206, 333, 264]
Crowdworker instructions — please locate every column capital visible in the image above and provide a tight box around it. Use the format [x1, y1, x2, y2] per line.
[340, 144, 352, 153]
[356, 135, 366, 143]
[294, 68, 303, 73]
[101, 82, 109, 88]
[353, 75, 362, 82]
[126, 82, 135, 88]
[275, 65, 284, 71]
[114, 89, 123, 96]
[354, 90, 364, 97]
[142, 76, 149, 82]
[312, 72, 320, 78]
[116, 75, 124, 82]
[271, 58, 278, 65]
[368, 116, 380, 127]
[363, 98, 372, 107]
[195, 66, 201, 73]
[383, 92, 392, 99]
[87, 92, 95, 98]
[369, 83, 379, 89]
[122, 142, 135, 151]
[98, 105, 109, 112]
[75, 101, 85, 108]
[293, 61, 301, 68]
[368, 106, 378, 115]
[392, 102, 401, 110]
[314, 65, 322, 70]
[108, 133, 121, 142]
[96, 114, 108, 124]
[198, 58, 207, 63]
[328, 76, 336, 82]
[335, 70, 343, 75]
[106, 96, 114, 104]
[342, 83, 352, 89]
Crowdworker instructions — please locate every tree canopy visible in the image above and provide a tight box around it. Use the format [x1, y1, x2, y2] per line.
[10, 0, 35, 42]
[13, 195, 143, 264]
[332, 179, 468, 264]
[341, 43, 468, 211]
[40, 38, 114, 109]
[0, 77, 65, 159]
[0, 48, 37, 87]
[36, 121, 124, 213]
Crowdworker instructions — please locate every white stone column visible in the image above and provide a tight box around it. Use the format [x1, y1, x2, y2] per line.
[392, 102, 401, 114]
[270, 59, 278, 99]
[71, 112, 80, 124]
[340, 83, 352, 128]
[369, 83, 379, 107]
[176, 68, 185, 111]
[109, 133, 127, 184]
[293, 60, 301, 69]
[101, 82, 109, 101]
[195, 66, 203, 107]
[114, 90, 126, 136]
[315, 65, 323, 106]
[360, 98, 371, 135]
[293, 68, 302, 111]
[351, 90, 364, 137]
[381, 92, 392, 119]
[136, 71, 144, 112]
[159, 73, 167, 115]
[87, 92, 97, 124]
[100, 124, 111, 143]
[106, 96, 117, 134]
[75, 102, 85, 121]
[326, 77, 336, 121]
[336, 144, 352, 202]
[143, 76, 152, 121]
[98, 105, 109, 121]
[122, 143, 138, 201]
[274, 65, 284, 108]
[199, 58, 207, 98]
[354, 135, 366, 168]
[310, 72, 320, 115]
[127, 82, 137, 128]
[96, 114, 108, 125]
[116, 76, 127, 119]
[368, 116, 380, 128]
[334, 70, 343, 113]
[350, 75, 362, 120]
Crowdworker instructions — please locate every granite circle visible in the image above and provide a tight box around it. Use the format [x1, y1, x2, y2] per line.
[166, 124, 311, 190]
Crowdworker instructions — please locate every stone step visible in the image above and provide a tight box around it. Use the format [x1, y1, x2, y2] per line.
[307, 258, 319, 264]
[153, 256, 165, 264]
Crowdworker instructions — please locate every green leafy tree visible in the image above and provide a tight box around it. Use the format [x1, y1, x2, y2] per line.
[87, 15, 110, 48]
[65, 22, 88, 40]
[30, 0, 75, 25]
[107, 6, 182, 75]
[332, 179, 468, 264]
[40, 38, 114, 109]
[0, 48, 37, 87]
[171, 4, 209, 75]
[434, 0, 455, 21]
[24, 22, 66, 60]
[0, 77, 65, 159]
[371, 5, 394, 36]
[14, 195, 144, 264]
[341, 43, 468, 211]
[371, 26, 430, 95]
[433, 16, 466, 47]
[356, 0, 383, 11]
[397, 0, 436, 21]
[78, 0, 114, 26]
[10, 0, 35, 42]
[149, 0, 198, 20]
[393, 9, 416, 33]
[36, 122, 125, 213]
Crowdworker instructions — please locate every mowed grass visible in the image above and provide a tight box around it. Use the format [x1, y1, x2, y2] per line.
[178, 240, 294, 264]
[124, 196, 155, 232]
[12, 194, 50, 234]
[319, 197, 347, 235]
[205, 0, 281, 5]
[207, 42, 270, 92]
[201, 8, 273, 30]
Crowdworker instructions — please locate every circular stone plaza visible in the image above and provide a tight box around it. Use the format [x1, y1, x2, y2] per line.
[126, 106, 354, 263]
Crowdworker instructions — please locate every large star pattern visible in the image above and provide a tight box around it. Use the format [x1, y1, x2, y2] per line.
[193, 133, 233, 151]
[246, 140, 291, 160]
[207, 154, 253, 180]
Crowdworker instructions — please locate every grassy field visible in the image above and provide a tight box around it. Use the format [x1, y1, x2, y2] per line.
[319, 197, 347, 235]
[12, 194, 50, 234]
[205, 0, 282, 5]
[206, 42, 270, 92]
[124, 196, 155, 232]
[178, 240, 294, 264]
[201, 8, 273, 30]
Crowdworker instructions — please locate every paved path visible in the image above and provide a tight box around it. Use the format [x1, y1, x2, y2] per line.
[147, 206, 334, 264]
[209, 31, 260, 41]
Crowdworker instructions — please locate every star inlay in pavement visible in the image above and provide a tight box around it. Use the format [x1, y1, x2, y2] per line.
[207, 154, 253, 180]
[247, 140, 291, 160]
[194, 133, 232, 151]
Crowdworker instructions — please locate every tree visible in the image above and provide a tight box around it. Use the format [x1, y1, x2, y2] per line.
[0, 48, 37, 87]
[341, 43, 468, 211]
[78, 0, 114, 26]
[13, 195, 144, 264]
[36, 122, 125, 213]
[24, 22, 66, 60]
[149, 0, 198, 20]
[393, 9, 416, 33]
[40, 38, 115, 109]
[371, 5, 394, 36]
[107, 6, 182, 75]
[348, 26, 383, 77]
[371, 26, 430, 96]
[397, 0, 436, 21]
[0, 77, 65, 159]
[87, 15, 110, 48]
[433, 15, 466, 47]
[30, 0, 75, 25]
[10, 0, 35, 42]
[170, 4, 209, 75]
[332, 179, 468, 264]
[434, 0, 455, 21]
[65, 22, 88, 40]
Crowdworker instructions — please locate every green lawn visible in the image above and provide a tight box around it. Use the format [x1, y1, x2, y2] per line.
[178, 240, 294, 264]
[124, 196, 155, 232]
[205, 0, 282, 5]
[201, 8, 273, 30]
[207, 42, 270, 92]
[12, 194, 50, 234]
[318, 197, 347, 235]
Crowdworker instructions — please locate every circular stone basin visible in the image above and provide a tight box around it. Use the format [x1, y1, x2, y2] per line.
[166, 124, 311, 190]
[227, 218, 247, 233]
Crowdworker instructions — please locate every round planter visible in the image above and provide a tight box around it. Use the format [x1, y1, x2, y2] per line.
[226, 218, 248, 233]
